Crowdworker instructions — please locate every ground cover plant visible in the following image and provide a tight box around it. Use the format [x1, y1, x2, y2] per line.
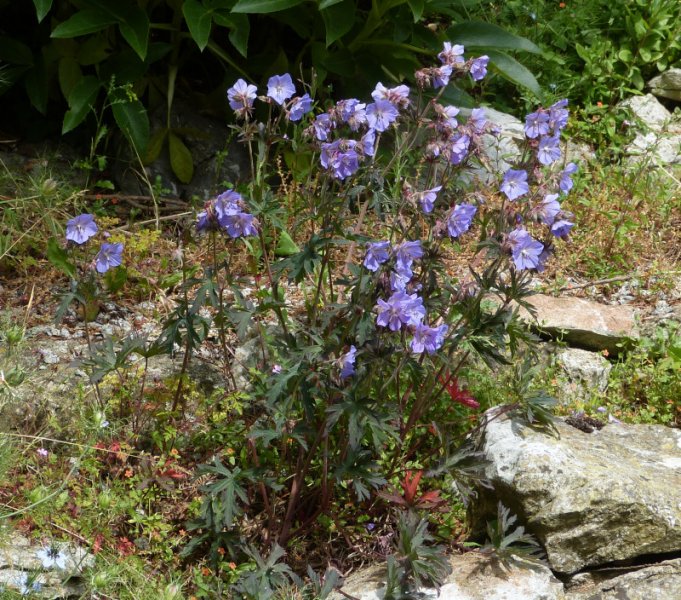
[0, 9, 680, 599]
[0, 41, 585, 597]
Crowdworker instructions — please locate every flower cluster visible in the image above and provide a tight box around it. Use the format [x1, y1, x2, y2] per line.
[496, 99, 577, 271]
[226, 73, 313, 122]
[196, 190, 258, 238]
[65, 214, 123, 274]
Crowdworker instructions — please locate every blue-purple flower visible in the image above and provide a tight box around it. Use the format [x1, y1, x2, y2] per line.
[95, 242, 124, 273]
[559, 162, 578, 194]
[448, 133, 470, 165]
[363, 241, 390, 271]
[537, 135, 561, 165]
[524, 111, 550, 139]
[447, 203, 477, 238]
[394, 240, 423, 278]
[360, 129, 376, 157]
[267, 73, 296, 105]
[221, 211, 258, 238]
[548, 99, 569, 132]
[313, 113, 333, 141]
[340, 345, 357, 379]
[288, 93, 313, 121]
[320, 140, 360, 180]
[66, 213, 98, 245]
[438, 42, 465, 66]
[432, 65, 453, 89]
[371, 83, 410, 109]
[376, 291, 425, 331]
[469, 108, 487, 131]
[389, 270, 409, 292]
[469, 55, 489, 81]
[337, 99, 367, 130]
[411, 323, 448, 354]
[500, 169, 529, 201]
[366, 100, 399, 132]
[227, 79, 257, 115]
[508, 229, 544, 271]
[533, 193, 561, 225]
[551, 219, 574, 239]
[419, 185, 442, 213]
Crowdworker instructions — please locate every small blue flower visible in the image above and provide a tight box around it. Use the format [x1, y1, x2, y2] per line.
[560, 162, 578, 194]
[469, 55, 489, 81]
[411, 323, 448, 354]
[551, 219, 574, 239]
[500, 169, 529, 201]
[438, 42, 465, 66]
[288, 93, 313, 122]
[448, 133, 470, 165]
[419, 185, 442, 214]
[371, 83, 410, 109]
[267, 73, 296, 105]
[447, 203, 477, 238]
[95, 243, 123, 273]
[313, 113, 333, 141]
[469, 108, 487, 131]
[548, 99, 569, 132]
[363, 241, 390, 272]
[533, 193, 561, 225]
[393, 240, 423, 278]
[340, 345, 357, 380]
[537, 135, 561, 166]
[66, 214, 98, 245]
[376, 291, 425, 331]
[366, 100, 399, 132]
[227, 79, 257, 115]
[524, 111, 550, 139]
[36, 545, 68, 570]
[508, 229, 544, 271]
[432, 65, 453, 89]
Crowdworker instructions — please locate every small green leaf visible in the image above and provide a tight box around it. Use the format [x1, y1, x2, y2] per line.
[58, 56, 82, 99]
[62, 76, 100, 133]
[213, 12, 250, 57]
[446, 21, 542, 54]
[51, 10, 117, 38]
[104, 266, 128, 292]
[110, 88, 150, 153]
[318, 0, 343, 8]
[321, 0, 355, 47]
[183, 0, 213, 51]
[118, 6, 150, 60]
[24, 56, 48, 114]
[406, 0, 424, 22]
[486, 49, 541, 97]
[33, 0, 53, 23]
[143, 128, 168, 164]
[275, 231, 300, 256]
[47, 238, 76, 279]
[168, 131, 194, 183]
[231, 0, 306, 14]
[0, 37, 34, 65]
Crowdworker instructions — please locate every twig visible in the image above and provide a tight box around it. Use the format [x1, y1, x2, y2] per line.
[111, 211, 193, 232]
[337, 590, 362, 600]
[557, 275, 634, 292]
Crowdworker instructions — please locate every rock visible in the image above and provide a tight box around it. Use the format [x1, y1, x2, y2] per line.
[620, 94, 674, 129]
[0, 532, 93, 598]
[618, 94, 681, 166]
[555, 348, 611, 403]
[519, 295, 639, 354]
[329, 552, 566, 600]
[473, 412, 681, 574]
[565, 558, 681, 600]
[113, 98, 250, 201]
[648, 69, 681, 102]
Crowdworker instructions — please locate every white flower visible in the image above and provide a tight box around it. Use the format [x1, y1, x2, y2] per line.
[36, 545, 68, 570]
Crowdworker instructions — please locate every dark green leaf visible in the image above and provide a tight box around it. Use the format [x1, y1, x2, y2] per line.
[33, 0, 53, 22]
[110, 89, 150, 153]
[58, 56, 82, 99]
[0, 38, 33, 65]
[406, 0, 424, 22]
[319, 0, 343, 8]
[143, 128, 167, 164]
[213, 12, 250, 57]
[118, 6, 150, 60]
[24, 56, 48, 114]
[446, 21, 541, 54]
[51, 10, 117, 38]
[183, 0, 213, 51]
[62, 76, 100, 133]
[231, 0, 306, 14]
[321, 0, 355, 47]
[47, 238, 76, 279]
[486, 49, 541, 96]
[168, 131, 194, 183]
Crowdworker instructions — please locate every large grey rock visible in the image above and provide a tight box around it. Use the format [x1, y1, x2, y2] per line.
[565, 558, 681, 600]
[648, 69, 681, 102]
[474, 412, 681, 574]
[519, 295, 639, 354]
[555, 347, 611, 403]
[329, 552, 566, 600]
[619, 94, 681, 165]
